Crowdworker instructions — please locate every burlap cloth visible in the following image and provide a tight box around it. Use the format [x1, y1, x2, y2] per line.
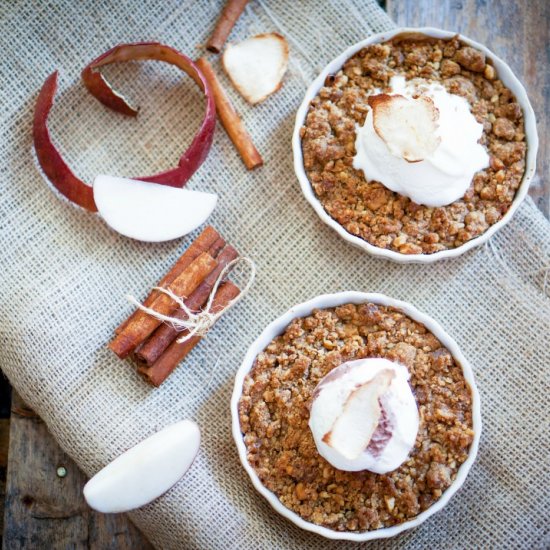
[1, 1, 549, 548]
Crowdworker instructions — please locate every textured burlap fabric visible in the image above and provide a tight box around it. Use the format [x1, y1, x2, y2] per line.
[1, 1, 549, 548]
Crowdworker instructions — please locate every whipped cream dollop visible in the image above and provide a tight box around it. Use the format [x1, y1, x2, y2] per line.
[353, 75, 490, 207]
[308, 357, 419, 474]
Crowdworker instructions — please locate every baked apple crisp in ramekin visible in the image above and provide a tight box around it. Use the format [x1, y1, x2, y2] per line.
[293, 28, 538, 263]
[231, 292, 481, 541]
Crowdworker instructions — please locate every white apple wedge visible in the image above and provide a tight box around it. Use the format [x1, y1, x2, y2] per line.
[83, 420, 200, 513]
[93, 175, 217, 242]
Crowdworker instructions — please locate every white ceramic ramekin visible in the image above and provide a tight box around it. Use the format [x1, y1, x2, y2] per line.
[292, 28, 538, 263]
[231, 292, 482, 541]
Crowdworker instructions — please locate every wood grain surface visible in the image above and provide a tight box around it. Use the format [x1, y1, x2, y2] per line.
[2, 394, 152, 549]
[386, 0, 550, 219]
[0, 417, 8, 540]
[2, 1, 548, 549]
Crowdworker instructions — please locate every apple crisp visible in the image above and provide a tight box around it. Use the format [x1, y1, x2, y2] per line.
[238, 303, 474, 532]
[300, 35, 527, 254]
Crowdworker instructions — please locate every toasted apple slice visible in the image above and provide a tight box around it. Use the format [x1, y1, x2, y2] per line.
[222, 33, 289, 104]
[369, 94, 440, 162]
[323, 369, 394, 460]
[94, 175, 217, 242]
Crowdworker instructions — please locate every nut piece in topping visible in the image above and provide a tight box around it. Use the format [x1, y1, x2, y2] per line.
[222, 33, 289, 104]
[369, 93, 441, 163]
[323, 369, 394, 460]
[455, 46, 486, 72]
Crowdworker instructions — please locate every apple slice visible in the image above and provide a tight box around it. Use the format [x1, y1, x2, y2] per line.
[94, 174, 217, 242]
[83, 420, 200, 513]
[369, 93, 440, 163]
[222, 33, 289, 104]
[322, 369, 394, 460]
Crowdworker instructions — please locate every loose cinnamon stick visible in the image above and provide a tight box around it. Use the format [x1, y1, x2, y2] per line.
[135, 245, 239, 366]
[115, 226, 221, 334]
[138, 281, 240, 387]
[206, 0, 249, 54]
[196, 57, 263, 170]
[109, 252, 217, 359]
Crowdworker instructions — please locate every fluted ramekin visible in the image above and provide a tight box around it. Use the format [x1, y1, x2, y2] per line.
[231, 291, 482, 541]
[292, 28, 538, 263]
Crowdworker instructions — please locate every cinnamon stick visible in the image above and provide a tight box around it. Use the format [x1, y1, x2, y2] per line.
[207, 236, 227, 260]
[206, 0, 249, 54]
[196, 57, 263, 170]
[115, 226, 221, 334]
[135, 245, 239, 366]
[109, 252, 217, 359]
[138, 281, 240, 387]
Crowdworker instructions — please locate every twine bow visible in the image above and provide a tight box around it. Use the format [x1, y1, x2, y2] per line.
[126, 257, 255, 343]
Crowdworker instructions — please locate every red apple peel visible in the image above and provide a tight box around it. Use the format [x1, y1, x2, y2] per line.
[33, 71, 98, 212]
[82, 42, 216, 187]
[33, 42, 217, 211]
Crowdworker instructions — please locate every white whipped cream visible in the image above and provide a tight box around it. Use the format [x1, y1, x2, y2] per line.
[353, 75, 489, 207]
[308, 357, 419, 474]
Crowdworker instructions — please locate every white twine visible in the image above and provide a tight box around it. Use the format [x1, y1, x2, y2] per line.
[125, 257, 255, 344]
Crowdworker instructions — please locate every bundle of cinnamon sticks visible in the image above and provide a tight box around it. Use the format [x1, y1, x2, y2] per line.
[109, 226, 241, 386]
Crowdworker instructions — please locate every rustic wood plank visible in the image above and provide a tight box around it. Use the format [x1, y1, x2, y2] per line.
[0, 373, 11, 541]
[0, 418, 9, 540]
[386, 0, 550, 219]
[2, 393, 153, 550]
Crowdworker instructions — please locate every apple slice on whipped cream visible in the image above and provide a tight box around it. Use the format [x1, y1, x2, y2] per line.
[93, 175, 217, 242]
[369, 93, 441, 163]
[353, 75, 489, 207]
[309, 358, 419, 474]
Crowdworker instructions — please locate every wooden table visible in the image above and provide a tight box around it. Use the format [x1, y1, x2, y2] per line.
[2, 393, 152, 549]
[2, 1, 548, 548]
[386, 0, 550, 218]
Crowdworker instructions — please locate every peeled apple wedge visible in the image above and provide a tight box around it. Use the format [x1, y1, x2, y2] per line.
[83, 420, 200, 513]
[93, 175, 217, 242]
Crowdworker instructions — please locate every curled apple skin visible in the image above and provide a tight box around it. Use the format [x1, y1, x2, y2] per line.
[81, 42, 216, 188]
[33, 71, 98, 212]
[33, 42, 217, 211]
